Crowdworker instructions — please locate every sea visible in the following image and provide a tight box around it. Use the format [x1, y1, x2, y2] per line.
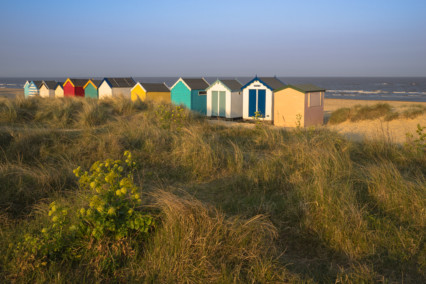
[1, 77, 426, 102]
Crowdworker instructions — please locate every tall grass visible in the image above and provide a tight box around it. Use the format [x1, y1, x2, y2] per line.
[0, 97, 425, 282]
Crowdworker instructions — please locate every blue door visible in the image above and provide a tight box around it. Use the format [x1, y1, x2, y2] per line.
[249, 89, 257, 117]
[257, 89, 266, 117]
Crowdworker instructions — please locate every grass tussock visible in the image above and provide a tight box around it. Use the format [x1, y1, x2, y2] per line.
[0, 97, 425, 282]
[328, 102, 425, 124]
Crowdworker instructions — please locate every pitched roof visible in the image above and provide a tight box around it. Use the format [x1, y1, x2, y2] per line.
[55, 82, 64, 89]
[68, 78, 89, 87]
[182, 78, 209, 90]
[32, 80, 43, 88]
[139, 82, 170, 92]
[276, 84, 326, 93]
[104, 77, 135, 88]
[241, 77, 286, 91]
[258, 77, 286, 91]
[220, 79, 243, 91]
[92, 80, 102, 87]
[41, 80, 57, 89]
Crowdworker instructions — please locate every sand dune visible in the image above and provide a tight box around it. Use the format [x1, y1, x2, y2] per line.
[325, 99, 426, 144]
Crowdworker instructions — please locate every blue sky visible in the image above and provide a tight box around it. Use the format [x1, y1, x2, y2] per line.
[1, 0, 426, 77]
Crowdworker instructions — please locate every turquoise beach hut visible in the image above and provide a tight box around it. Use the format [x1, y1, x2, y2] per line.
[23, 81, 31, 98]
[27, 80, 42, 97]
[170, 78, 210, 115]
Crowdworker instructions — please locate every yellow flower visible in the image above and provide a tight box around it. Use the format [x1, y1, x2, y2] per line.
[51, 205, 57, 212]
[90, 182, 96, 189]
[80, 208, 86, 215]
[128, 209, 134, 215]
[97, 206, 104, 213]
[52, 216, 59, 222]
[107, 207, 116, 215]
[134, 194, 140, 200]
[116, 190, 122, 196]
[120, 187, 127, 195]
[41, 228, 48, 234]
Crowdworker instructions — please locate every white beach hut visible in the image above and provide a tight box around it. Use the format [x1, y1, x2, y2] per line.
[98, 77, 135, 99]
[39, 81, 57, 98]
[206, 79, 243, 119]
[241, 77, 286, 121]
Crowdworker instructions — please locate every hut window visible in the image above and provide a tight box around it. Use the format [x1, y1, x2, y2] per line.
[198, 91, 207, 96]
[309, 92, 322, 107]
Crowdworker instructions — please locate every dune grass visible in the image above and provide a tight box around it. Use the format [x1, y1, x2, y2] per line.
[0, 96, 425, 283]
[328, 102, 426, 124]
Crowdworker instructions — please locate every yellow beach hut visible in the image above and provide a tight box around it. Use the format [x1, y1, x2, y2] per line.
[273, 84, 325, 127]
[131, 82, 170, 103]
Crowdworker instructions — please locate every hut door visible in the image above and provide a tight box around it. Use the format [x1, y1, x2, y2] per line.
[257, 90, 266, 117]
[219, 91, 226, 117]
[249, 89, 257, 117]
[211, 91, 218, 116]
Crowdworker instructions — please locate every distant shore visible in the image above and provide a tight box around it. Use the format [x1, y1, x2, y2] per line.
[0, 88, 24, 99]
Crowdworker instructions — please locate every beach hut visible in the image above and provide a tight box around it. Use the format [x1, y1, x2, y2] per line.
[206, 79, 243, 119]
[241, 77, 286, 121]
[274, 84, 326, 127]
[27, 80, 42, 97]
[83, 79, 102, 99]
[170, 78, 209, 114]
[23, 81, 31, 98]
[39, 81, 57, 98]
[63, 78, 88, 97]
[98, 77, 135, 99]
[131, 82, 170, 103]
[55, 82, 64, 97]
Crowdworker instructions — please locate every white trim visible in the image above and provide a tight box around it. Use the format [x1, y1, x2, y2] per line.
[131, 82, 147, 93]
[170, 77, 191, 91]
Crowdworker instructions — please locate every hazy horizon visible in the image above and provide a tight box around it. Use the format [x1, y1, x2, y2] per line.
[1, 0, 426, 77]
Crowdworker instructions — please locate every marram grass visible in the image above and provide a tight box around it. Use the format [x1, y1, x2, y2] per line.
[0, 97, 425, 283]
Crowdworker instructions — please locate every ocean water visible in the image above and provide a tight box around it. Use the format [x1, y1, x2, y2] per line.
[1, 77, 425, 102]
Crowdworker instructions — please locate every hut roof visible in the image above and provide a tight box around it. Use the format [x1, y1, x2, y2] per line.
[241, 77, 286, 91]
[103, 77, 135, 88]
[276, 84, 326, 93]
[32, 80, 43, 88]
[55, 82, 64, 89]
[181, 78, 209, 90]
[139, 83, 170, 92]
[258, 77, 286, 91]
[67, 78, 89, 87]
[41, 80, 57, 89]
[220, 79, 243, 92]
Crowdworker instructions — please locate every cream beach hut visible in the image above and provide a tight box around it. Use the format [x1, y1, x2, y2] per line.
[274, 84, 325, 127]
[98, 77, 135, 99]
[39, 81, 57, 98]
[55, 82, 64, 97]
[206, 79, 243, 119]
[241, 77, 286, 121]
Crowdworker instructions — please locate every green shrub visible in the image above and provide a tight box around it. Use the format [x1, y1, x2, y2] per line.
[10, 151, 154, 274]
[350, 103, 392, 122]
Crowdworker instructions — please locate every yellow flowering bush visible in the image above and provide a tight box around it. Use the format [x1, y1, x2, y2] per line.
[75, 150, 154, 240]
[12, 151, 154, 270]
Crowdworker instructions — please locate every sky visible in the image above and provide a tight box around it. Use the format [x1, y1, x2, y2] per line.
[1, 0, 426, 77]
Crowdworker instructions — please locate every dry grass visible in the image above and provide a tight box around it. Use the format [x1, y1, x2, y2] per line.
[0, 97, 425, 283]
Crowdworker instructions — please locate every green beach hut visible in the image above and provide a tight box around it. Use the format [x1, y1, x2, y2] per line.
[83, 79, 102, 99]
[170, 78, 210, 115]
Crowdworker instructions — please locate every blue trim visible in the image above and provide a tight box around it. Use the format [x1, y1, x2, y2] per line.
[241, 76, 273, 91]
[100, 78, 113, 88]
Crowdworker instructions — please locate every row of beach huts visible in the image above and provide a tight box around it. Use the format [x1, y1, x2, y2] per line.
[23, 77, 325, 127]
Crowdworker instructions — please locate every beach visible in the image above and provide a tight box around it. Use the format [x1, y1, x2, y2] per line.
[325, 98, 426, 143]
[0, 88, 24, 99]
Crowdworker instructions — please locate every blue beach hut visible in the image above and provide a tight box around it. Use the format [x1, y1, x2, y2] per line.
[241, 77, 286, 121]
[170, 78, 210, 115]
[27, 80, 42, 97]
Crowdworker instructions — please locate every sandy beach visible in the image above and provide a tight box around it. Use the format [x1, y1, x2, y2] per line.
[0, 88, 24, 99]
[325, 98, 426, 143]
